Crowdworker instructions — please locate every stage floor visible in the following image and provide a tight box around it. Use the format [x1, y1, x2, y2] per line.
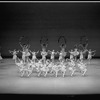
[0, 59, 100, 94]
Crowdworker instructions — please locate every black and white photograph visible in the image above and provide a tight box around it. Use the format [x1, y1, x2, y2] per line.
[0, 1, 100, 98]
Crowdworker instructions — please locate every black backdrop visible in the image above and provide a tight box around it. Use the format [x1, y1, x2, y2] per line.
[0, 3, 100, 57]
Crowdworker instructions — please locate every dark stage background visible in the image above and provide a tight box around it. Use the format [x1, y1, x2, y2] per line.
[0, 3, 100, 57]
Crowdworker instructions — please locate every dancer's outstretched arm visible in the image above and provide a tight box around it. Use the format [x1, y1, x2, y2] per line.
[29, 50, 32, 53]
[92, 50, 96, 53]
[19, 42, 23, 48]
[92, 52, 96, 56]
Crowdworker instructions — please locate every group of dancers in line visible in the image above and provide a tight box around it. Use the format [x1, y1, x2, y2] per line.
[7, 41, 96, 77]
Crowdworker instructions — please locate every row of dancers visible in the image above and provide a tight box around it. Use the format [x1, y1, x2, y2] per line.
[8, 44, 96, 77]
[9, 47, 96, 64]
[15, 57, 87, 77]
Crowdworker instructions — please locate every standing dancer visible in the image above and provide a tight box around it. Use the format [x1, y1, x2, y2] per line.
[30, 50, 39, 63]
[58, 35, 67, 62]
[87, 49, 96, 64]
[57, 48, 67, 62]
[73, 48, 79, 61]
[40, 48, 48, 64]
[40, 35, 48, 64]
[48, 50, 57, 62]
[79, 49, 88, 61]
[19, 36, 31, 63]
[25, 46, 31, 62]
[20, 49, 26, 64]
[69, 49, 74, 60]
[19, 43, 31, 63]
[59, 51, 63, 62]
[9, 49, 19, 60]
[79, 50, 84, 62]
